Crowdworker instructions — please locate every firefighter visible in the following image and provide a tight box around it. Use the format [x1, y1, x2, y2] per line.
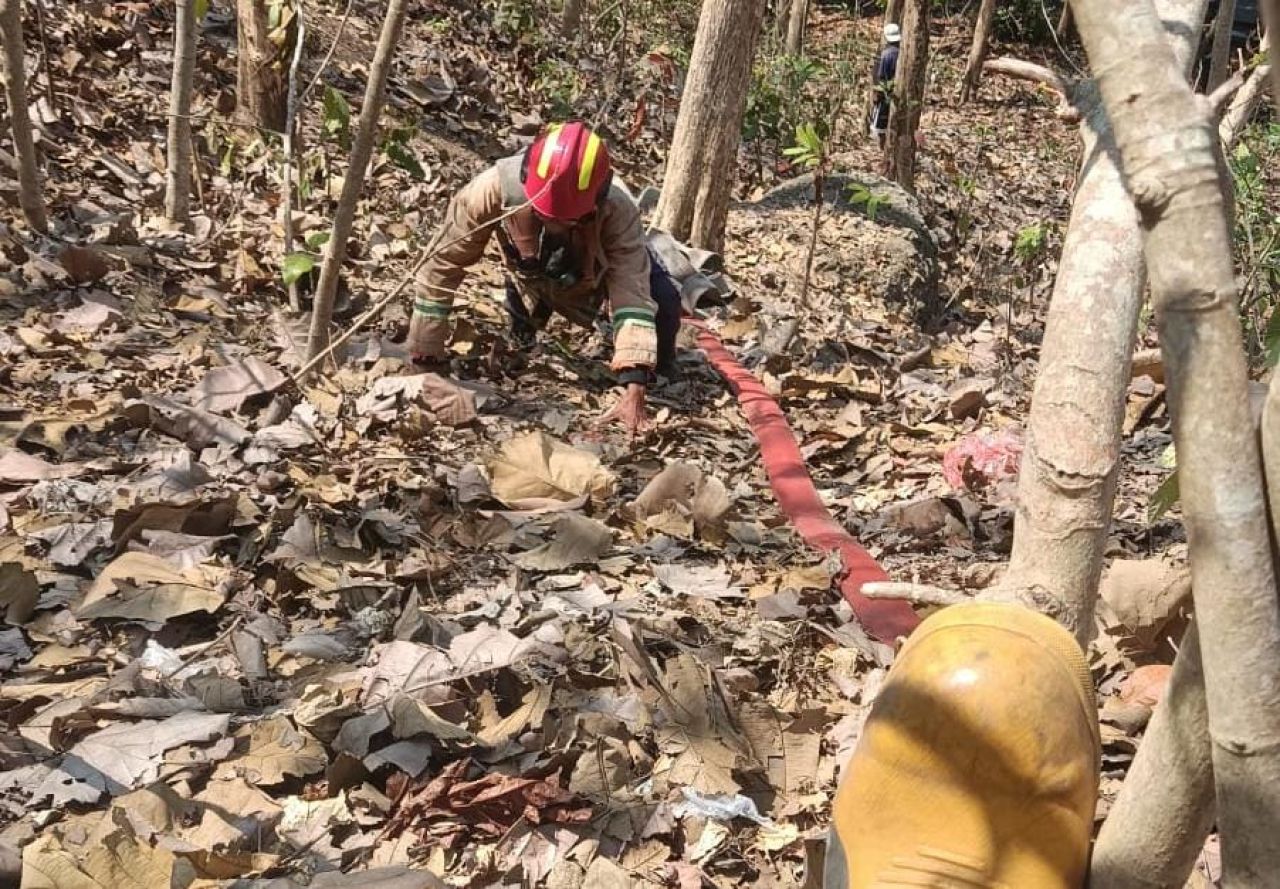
[407, 121, 681, 436]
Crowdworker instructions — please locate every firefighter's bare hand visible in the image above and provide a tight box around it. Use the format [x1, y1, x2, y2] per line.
[597, 383, 652, 437]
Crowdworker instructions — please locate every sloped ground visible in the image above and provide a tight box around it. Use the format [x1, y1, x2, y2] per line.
[0, 0, 1214, 886]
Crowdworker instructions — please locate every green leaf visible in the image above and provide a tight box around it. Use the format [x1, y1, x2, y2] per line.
[1265, 308, 1280, 368]
[1148, 470, 1180, 524]
[386, 140, 426, 180]
[218, 140, 238, 177]
[304, 231, 331, 250]
[194, 0, 209, 19]
[1156, 442, 1177, 470]
[281, 253, 316, 285]
[322, 87, 351, 140]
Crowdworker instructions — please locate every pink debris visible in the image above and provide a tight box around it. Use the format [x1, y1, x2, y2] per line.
[943, 429, 1024, 493]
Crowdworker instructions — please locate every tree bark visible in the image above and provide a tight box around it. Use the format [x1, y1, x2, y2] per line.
[998, 0, 1207, 646]
[1090, 625, 1215, 889]
[653, 0, 767, 252]
[166, 0, 198, 224]
[0, 0, 47, 233]
[784, 0, 808, 55]
[562, 0, 585, 35]
[1265, 0, 1280, 107]
[1073, 0, 1280, 880]
[305, 0, 408, 365]
[1208, 0, 1238, 90]
[959, 0, 996, 101]
[281, 0, 305, 311]
[1265, 373, 1280, 550]
[884, 0, 904, 26]
[236, 0, 286, 131]
[884, 0, 928, 189]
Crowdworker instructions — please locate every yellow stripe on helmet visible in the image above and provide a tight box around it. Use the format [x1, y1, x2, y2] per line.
[536, 124, 564, 179]
[577, 131, 602, 192]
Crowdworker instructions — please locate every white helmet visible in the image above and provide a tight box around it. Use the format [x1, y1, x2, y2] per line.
[883, 23, 902, 43]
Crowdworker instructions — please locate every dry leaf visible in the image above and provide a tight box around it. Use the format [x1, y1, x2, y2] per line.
[632, 462, 702, 519]
[475, 683, 552, 747]
[186, 357, 286, 414]
[24, 827, 184, 889]
[214, 715, 327, 786]
[0, 559, 39, 624]
[77, 551, 227, 622]
[0, 449, 85, 482]
[514, 513, 613, 571]
[1100, 558, 1192, 647]
[1119, 664, 1174, 709]
[40, 711, 228, 799]
[487, 432, 616, 508]
[655, 654, 743, 795]
[391, 694, 472, 742]
[358, 373, 478, 426]
[123, 395, 251, 449]
[654, 563, 743, 599]
[57, 245, 111, 284]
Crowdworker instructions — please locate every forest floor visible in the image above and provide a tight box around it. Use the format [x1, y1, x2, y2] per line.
[0, 0, 1247, 886]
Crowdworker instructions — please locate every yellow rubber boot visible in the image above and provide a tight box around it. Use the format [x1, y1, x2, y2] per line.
[824, 601, 1100, 889]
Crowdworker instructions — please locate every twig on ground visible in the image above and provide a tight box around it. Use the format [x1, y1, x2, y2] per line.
[860, 581, 968, 607]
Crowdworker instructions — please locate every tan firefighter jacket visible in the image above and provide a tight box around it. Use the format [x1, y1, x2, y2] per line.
[407, 155, 658, 370]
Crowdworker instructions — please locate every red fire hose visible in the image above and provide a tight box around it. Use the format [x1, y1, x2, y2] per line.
[690, 321, 920, 643]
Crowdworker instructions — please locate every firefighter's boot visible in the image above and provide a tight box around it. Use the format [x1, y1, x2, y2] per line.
[824, 601, 1100, 889]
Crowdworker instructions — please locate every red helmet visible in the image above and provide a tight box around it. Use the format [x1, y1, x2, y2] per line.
[522, 121, 612, 221]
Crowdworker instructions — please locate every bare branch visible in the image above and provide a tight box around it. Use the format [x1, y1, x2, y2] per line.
[983, 56, 1074, 96]
[1220, 32, 1273, 148]
[982, 56, 1081, 120]
[860, 582, 968, 608]
[1208, 67, 1248, 113]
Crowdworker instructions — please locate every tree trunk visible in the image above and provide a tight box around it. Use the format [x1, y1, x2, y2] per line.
[281, 0, 305, 311]
[1208, 0, 1238, 90]
[1265, 0, 1280, 106]
[653, 0, 767, 252]
[959, 0, 996, 102]
[305, 0, 408, 366]
[994, 5, 1216, 881]
[884, 0, 904, 26]
[0, 0, 47, 233]
[1091, 625, 1215, 888]
[1073, 0, 1280, 880]
[166, 0, 198, 224]
[1056, 2, 1073, 38]
[236, 0, 286, 131]
[562, 0, 585, 35]
[884, 0, 928, 189]
[998, 0, 1207, 646]
[784, 0, 808, 55]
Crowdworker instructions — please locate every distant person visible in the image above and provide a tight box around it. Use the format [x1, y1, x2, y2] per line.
[406, 121, 682, 436]
[869, 23, 901, 150]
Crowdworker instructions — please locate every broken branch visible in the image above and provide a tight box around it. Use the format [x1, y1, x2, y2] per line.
[860, 582, 968, 607]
